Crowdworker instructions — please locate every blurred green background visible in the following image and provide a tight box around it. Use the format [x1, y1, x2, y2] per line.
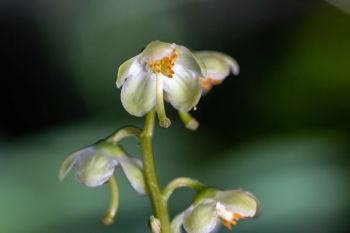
[1, 0, 350, 233]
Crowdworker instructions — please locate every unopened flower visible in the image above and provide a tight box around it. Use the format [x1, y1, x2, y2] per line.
[149, 216, 161, 233]
[59, 140, 146, 194]
[171, 189, 259, 233]
[117, 40, 205, 128]
[194, 51, 239, 91]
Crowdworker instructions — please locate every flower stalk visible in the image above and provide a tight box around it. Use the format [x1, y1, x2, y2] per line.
[163, 177, 206, 202]
[106, 126, 141, 143]
[140, 110, 170, 233]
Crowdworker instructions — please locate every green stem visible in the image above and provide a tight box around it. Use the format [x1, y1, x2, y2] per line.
[105, 126, 141, 143]
[163, 177, 206, 202]
[141, 111, 170, 233]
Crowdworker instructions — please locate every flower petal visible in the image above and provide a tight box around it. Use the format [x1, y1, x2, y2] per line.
[59, 148, 84, 181]
[163, 66, 202, 111]
[75, 147, 118, 187]
[214, 190, 259, 218]
[195, 51, 239, 81]
[171, 211, 186, 233]
[140, 40, 175, 64]
[116, 55, 142, 88]
[121, 71, 156, 117]
[183, 201, 218, 233]
[118, 155, 147, 195]
[176, 45, 205, 77]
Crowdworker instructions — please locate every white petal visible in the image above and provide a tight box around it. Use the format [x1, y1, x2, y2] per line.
[183, 202, 218, 233]
[75, 147, 118, 187]
[163, 66, 202, 111]
[116, 55, 142, 88]
[170, 211, 186, 233]
[59, 147, 86, 181]
[121, 71, 156, 117]
[195, 51, 239, 81]
[214, 190, 259, 218]
[176, 45, 205, 77]
[118, 155, 147, 195]
[140, 40, 175, 64]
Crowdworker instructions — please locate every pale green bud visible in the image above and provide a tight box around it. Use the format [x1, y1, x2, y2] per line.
[149, 216, 161, 233]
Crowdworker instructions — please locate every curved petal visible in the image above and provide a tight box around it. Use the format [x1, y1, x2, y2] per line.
[163, 66, 202, 111]
[195, 51, 239, 81]
[183, 201, 218, 233]
[176, 45, 205, 77]
[59, 147, 86, 181]
[118, 155, 147, 195]
[140, 40, 175, 64]
[170, 210, 187, 233]
[116, 55, 142, 88]
[75, 147, 118, 187]
[214, 190, 259, 218]
[121, 71, 156, 117]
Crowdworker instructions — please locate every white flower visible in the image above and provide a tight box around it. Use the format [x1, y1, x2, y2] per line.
[171, 189, 259, 233]
[59, 140, 146, 194]
[194, 51, 239, 91]
[117, 40, 205, 128]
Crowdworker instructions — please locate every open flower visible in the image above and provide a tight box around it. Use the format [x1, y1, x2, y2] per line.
[59, 140, 146, 194]
[171, 189, 259, 233]
[117, 40, 205, 128]
[194, 51, 239, 91]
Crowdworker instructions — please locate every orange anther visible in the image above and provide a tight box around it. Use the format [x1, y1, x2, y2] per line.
[148, 48, 177, 78]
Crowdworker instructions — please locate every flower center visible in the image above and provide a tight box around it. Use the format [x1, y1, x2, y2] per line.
[148, 49, 177, 78]
[215, 203, 245, 230]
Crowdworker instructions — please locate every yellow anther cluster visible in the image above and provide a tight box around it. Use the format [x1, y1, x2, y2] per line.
[221, 213, 245, 230]
[148, 49, 177, 78]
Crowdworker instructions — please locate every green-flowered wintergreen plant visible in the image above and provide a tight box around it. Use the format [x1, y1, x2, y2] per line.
[59, 40, 260, 233]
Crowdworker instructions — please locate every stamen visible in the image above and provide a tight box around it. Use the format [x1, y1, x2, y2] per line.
[148, 49, 177, 78]
[216, 202, 244, 230]
[200, 77, 223, 91]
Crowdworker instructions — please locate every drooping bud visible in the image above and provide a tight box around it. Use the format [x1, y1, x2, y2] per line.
[149, 216, 161, 233]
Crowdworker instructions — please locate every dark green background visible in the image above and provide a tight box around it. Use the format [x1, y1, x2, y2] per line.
[1, 0, 349, 233]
